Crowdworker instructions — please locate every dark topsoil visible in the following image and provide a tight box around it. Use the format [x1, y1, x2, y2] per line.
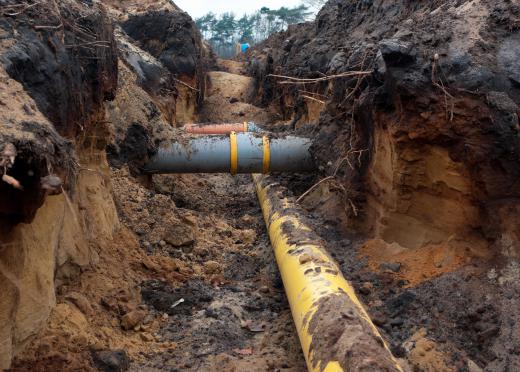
[249, 0, 520, 210]
[0, 0, 117, 226]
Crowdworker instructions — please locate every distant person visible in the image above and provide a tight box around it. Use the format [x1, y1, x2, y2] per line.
[241, 43, 250, 54]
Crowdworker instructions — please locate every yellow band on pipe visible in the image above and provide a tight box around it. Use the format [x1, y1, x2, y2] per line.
[243, 121, 248, 132]
[262, 136, 270, 174]
[230, 131, 238, 175]
[253, 175, 403, 372]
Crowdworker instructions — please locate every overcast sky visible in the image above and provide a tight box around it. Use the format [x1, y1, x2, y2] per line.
[174, 0, 306, 18]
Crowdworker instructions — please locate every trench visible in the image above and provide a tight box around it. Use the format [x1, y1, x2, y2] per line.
[8, 55, 519, 371]
[4, 0, 520, 370]
[131, 176, 304, 370]
[3, 60, 310, 371]
[126, 66, 309, 371]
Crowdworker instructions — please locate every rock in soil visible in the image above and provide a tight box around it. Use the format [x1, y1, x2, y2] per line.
[92, 350, 130, 372]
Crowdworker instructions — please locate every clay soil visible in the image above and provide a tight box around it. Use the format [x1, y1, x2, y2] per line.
[9, 61, 305, 372]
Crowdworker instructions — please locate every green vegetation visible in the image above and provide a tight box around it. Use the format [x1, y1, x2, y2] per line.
[195, 5, 312, 58]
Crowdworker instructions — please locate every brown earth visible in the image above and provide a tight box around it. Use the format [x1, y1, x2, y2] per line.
[2, 0, 520, 371]
[7, 56, 306, 371]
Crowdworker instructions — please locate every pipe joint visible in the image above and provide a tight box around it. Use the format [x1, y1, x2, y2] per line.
[144, 133, 315, 174]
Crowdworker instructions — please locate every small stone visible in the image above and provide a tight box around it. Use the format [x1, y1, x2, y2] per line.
[372, 312, 388, 327]
[142, 314, 154, 325]
[40, 174, 63, 195]
[159, 240, 167, 247]
[390, 343, 407, 358]
[101, 296, 118, 311]
[141, 258, 160, 272]
[478, 326, 500, 341]
[359, 282, 373, 295]
[65, 292, 93, 316]
[92, 349, 130, 372]
[240, 214, 255, 225]
[121, 310, 146, 331]
[164, 224, 195, 247]
[379, 38, 416, 66]
[467, 359, 483, 372]
[259, 286, 269, 293]
[390, 317, 404, 327]
[205, 308, 218, 318]
[193, 246, 209, 257]
[1, 143, 16, 168]
[380, 262, 401, 273]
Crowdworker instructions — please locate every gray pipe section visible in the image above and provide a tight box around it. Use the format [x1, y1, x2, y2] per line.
[143, 133, 315, 174]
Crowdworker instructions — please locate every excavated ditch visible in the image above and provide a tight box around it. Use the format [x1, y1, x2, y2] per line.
[125, 174, 305, 371]
[2, 1, 520, 371]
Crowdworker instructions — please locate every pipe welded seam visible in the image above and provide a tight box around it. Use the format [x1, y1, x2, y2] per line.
[262, 136, 271, 174]
[229, 131, 238, 175]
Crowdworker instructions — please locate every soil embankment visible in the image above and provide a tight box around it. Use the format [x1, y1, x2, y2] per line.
[249, 1, 520, 370]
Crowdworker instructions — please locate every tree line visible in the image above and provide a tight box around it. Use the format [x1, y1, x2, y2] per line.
[195, 5, 312, 58]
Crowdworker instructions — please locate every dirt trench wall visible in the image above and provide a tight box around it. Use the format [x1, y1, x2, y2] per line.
[0, 0, 211, 366]
[120, 1, 210, 125]
[0, 1, 120, 368]
[249, 0, 520, 256]
[102, 0, 213, 172]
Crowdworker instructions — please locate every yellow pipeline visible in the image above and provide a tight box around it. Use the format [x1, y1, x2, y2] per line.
[253, 175, 403, 372]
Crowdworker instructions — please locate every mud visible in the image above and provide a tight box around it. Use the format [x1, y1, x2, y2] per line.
[308, 295, 399, 372]
[292, 205, 520, 371]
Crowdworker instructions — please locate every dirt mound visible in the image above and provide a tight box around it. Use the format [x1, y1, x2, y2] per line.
[5, 31, 305, 369]
[0, 0, 211, 369]
[0, 1, 120, 368]
[249, 0, 520, 261]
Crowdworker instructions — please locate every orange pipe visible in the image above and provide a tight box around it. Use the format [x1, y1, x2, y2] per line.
[183, 122, 249, 135]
